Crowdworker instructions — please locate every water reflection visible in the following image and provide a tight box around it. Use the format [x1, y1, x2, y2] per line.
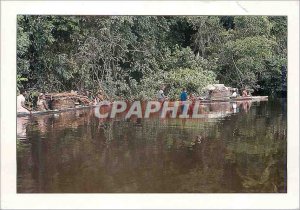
[17, 116, 29, 139]
[17, 99, 286, 193]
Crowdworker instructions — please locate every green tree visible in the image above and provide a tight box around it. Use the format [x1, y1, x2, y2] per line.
[17, 15, 287, 98]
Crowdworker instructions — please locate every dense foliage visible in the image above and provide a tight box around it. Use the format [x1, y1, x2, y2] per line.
[17, 16, 287, 99]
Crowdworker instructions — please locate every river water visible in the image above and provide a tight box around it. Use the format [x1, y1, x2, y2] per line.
[17, 99, 287, 193]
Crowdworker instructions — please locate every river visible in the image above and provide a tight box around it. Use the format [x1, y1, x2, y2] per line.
[17, 98, 287, 193]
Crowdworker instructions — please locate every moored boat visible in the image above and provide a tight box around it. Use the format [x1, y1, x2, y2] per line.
[200, 96, 268, 103]
[17, 105, 96, 117]
[17, 96, 268, 117]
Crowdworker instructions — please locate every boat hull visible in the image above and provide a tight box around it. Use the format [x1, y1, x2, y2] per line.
[200, 96, 268, 103]
[17, 105, 96, 117]
[17, 96, 268, 117]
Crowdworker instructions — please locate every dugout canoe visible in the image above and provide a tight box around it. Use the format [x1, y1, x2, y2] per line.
[200, 96, 268, 103]
[17, 96, 268, 117]
[17, 105, 97, 117]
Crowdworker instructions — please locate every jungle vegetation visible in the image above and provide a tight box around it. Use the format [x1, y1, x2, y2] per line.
[17, 16, 287, 100]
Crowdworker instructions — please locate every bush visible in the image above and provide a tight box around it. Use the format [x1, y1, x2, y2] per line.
[164, 68, 217, 100]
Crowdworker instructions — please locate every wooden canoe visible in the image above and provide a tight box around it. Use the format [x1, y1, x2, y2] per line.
[17, 105, 96, 117]
[17, 96, 268, 117]
[200, 96, 268, 103]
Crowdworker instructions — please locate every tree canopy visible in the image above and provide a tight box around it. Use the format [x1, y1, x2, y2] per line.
[17, 15, 287, 99]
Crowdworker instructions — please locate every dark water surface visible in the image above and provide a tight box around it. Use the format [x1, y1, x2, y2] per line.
[17, 99, 287, 193]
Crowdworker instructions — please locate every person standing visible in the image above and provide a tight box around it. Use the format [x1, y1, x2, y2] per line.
[231, 90, 237, 98]
[180, 88, 188, 102]
[157, 85, 167, 103]
[242, 89, 248, 97]
[37, 93, 49, 111]
[180, 88, 188, 113]
[17, 88, 31, 113]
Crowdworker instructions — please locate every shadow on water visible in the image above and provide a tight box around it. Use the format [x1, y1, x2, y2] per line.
[17, 99, 287, 193]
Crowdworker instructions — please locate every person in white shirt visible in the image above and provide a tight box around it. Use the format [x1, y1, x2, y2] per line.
[157, 85, 167, 102]
[17, 89, 30, 113]
[231, 91, 237, 98]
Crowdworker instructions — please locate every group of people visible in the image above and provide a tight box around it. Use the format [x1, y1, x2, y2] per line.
[17, 89, 49, 113]
[157, 85, 196, 103]
[158, 85, 252, 103]
[17, 88, 108, 113]
[231, 89, 251, 98]
[17, 85, 252, 113]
